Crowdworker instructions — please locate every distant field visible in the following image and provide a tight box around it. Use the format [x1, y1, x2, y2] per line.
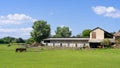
[0, 44, 120, 68]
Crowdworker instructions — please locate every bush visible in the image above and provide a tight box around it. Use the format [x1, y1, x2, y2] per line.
[100, 39, 112, 48]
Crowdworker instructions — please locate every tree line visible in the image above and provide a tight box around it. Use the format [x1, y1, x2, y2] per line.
[0, 36, 25, 44]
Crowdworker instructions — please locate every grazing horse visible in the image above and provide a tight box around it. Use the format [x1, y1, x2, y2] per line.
[16, 48, 27, 52]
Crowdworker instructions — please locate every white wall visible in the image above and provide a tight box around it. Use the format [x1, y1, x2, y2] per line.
[77, 43, 84, 47]
[62, 43, 68, 47]
[46, 40, 89, 48]
[54, 43, 61, 47]
[69, 43, 76, 47]
[90, 29, 104, 39]
[48, 43, 53, 46]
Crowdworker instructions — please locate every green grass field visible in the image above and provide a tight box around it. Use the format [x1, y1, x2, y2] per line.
[0, 44, 120, 68]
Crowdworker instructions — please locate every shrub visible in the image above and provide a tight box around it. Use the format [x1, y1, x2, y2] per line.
[100, 39, 112, 48]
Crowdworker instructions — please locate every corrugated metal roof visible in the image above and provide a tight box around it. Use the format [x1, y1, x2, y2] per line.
[89, 39, 115, 43]
[44, 38, 89, 41]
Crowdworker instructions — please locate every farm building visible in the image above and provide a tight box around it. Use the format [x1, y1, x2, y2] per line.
[43, 27, 115, 48]
[44, 38, 89, 47]
[114, 32, 120, 40]
[89, 27, 115, 48]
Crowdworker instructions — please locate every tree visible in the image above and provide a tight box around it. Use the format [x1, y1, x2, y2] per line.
[82, 29, 91, 37]
[25, 38, 35, 44]
[76, 34, 82, 38]
[71, 35, 76, 38]
[100, 39, 111, 48]
[0, 36, 26, 44]
[115, 38, 120, 46]
[31, 20, 50, 43]
[118, 30, 120, 32]
[54, 26, 72, 38]
[2, 36, 16, 44]
[16, 38, 25, 43]
[0, 39, 4, 44]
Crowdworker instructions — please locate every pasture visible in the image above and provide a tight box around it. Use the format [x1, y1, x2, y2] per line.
[0, 44, 120, 68]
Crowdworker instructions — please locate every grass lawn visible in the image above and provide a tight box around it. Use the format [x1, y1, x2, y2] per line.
[0, 44, 120, 68]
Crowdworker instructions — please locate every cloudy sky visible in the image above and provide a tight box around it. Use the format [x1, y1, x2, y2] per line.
[0, 0, 120, 39]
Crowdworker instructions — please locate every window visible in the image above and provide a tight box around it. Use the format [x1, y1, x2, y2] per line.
[92, 32, 96, 39]
[44, 40, 50, 43]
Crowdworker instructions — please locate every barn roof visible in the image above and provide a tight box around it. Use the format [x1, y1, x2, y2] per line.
[91, 27, 113, 36]
[44, 38, 89, 41]
[89, 39, 115, 43]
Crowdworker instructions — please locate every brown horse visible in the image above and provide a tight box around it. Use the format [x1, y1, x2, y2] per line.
[16, 48, 27, 52]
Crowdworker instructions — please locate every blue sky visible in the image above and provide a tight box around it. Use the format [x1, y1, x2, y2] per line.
[0, 0, 120, 39]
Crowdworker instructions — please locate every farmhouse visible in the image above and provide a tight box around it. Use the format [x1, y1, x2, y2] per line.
[114, 32, 120, 40]
[89, 27, 114, 48]
[43, 27, 115, 48]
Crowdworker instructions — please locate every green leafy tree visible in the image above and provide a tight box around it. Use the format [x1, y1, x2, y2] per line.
[0, 39, 4, 44]
[16, 38, 25, 43]
[76, 34, 81, 38]
[0, 36, 25, 44]
[2, 36, 16, 44]
[115, 38, 120, 46]
[25, 38, 35, 44]
[54, 26, 72, 38]
[71, 36, 76, 38]
[82, 29, 91, 37]
[31, 20, 50, 43]
[100, 39, 111, 48]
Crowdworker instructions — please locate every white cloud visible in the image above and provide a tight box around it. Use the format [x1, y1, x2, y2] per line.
[92, 6, 107, 15]
[0, 13, 37, 39]
[0, 28, 16, 32]
[0, 27, 33, 38]
[0, 27, 32, 33]
[92, 6, 120, 18]
[106, 7, 116, 13]
[19, 28, 33, 32]
[0, 13, 37, 25]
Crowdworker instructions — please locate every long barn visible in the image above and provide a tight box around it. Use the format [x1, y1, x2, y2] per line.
[43, 27, 115, 48]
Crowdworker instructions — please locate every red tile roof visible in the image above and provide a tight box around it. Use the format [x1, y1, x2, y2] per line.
[114, 32, 120, 36]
